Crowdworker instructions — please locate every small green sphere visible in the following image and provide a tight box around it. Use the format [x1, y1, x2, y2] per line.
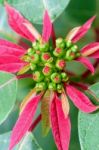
[32, 41, 39, 50]
[56, 38, 65, 49]
[33, 71, 44, 82]
[48, 82, 56, 90]
[35, 82, 47, 91]
[51, 73, 61, 83]
[39, 43, 49, 52]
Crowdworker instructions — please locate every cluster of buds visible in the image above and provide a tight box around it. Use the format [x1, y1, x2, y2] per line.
[22, 39, 70, 93]
[54, 38, 80, 61]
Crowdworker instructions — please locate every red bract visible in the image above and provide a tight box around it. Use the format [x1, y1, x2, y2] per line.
[66, 16, 99, 73]
[66, 85, 98, 113]
[50, 93, 71, 150]
[0, 3, 99, 150]
[0, 3, 52, 73]
[9, 93, 43, 150]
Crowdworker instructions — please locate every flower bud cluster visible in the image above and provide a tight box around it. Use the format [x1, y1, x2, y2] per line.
[54, 38, 80, 61]
[22, 38, 80, 93]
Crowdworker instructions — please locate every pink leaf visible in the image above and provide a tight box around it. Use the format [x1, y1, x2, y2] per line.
[9, 93, 42, 150]
[76, 57, 94, 74]
[50, 93, 71, 150]
[0, 39, 26, 57]
[0, 55, 23, 64]
[42, 11, 52, 42]
[5, 3, 36, 42]
[66, 85, 98, 113]
[81, 42, 99, 58]
[88, 50, 99, 58]
[66, 27, 80, 41]
[71, 16, 96, 43]
[0, 63, 25, 73]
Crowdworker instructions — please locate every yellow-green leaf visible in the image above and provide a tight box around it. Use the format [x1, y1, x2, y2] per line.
[17, 64, 30, 75]
[41, 90, 51, 136]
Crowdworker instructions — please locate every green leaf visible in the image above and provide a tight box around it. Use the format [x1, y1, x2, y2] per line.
[89, 82, 99, 99]
[7, 0, 70, 24]
[0, 132, 43, 150]
[0, 71, 17, 124]
[78, 111, 99, 150]
[66, 0, 96, 24]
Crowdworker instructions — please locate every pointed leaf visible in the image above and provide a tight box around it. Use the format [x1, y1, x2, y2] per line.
[88, 50, 99, 58]
[0, 132, 43, 150]
[61, 89, 70, 117]
[71, 16, 96, 43]
[23, 22, 41, 41]
[41, 90, 51, 136]
[81, 42, 99, 57]
[17, 64, 30, 75]
[66, 27, 80, 41]
[50, 93, 71, 150]
[0, 55, 25, 73]
[42, 11, 52, 42]
[9, 93, 42, 150]
[0, 39, 26, 57]
[20, 89, 36, 113]
[0, 63, 25, 73]
[0, 71, 17, 124]
[0, 55, 23, 64]
[5, 3, 36, 42]
[76, 57, 94, 74]
[66, 85, 98, 113]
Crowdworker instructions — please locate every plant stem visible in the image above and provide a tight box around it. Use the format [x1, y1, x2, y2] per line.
[28, 114, 41, 132]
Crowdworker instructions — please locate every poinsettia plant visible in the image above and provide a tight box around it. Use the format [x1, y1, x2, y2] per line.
[0, 1, 99, 150]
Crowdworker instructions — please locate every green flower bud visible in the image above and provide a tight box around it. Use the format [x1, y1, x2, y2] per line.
[39, 42, 49, 52]
[51, 73, 61, 83]
[32, 41, 39, 50]
[48, 82, 56, 90]
[57, 83, 62, 93]
[22, 55, 31, 62]
[28, 48, 34, 56]
[30, 63, 36, 70]
[41, 52, 51, 62]
[61, 72, 68, 81]
[53, 48, 64, 57]
[65, 40, 72, 48]
[31, 54, 39, 63]
[35, 82, 47, 91]
[65, 49, 75, 61]
[33, 71, 44, 82]
[56, 38, 65, 48]
[71, 45, 78, 53]
[42, 65, 52, 76]
[56, 59, 66, 70]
